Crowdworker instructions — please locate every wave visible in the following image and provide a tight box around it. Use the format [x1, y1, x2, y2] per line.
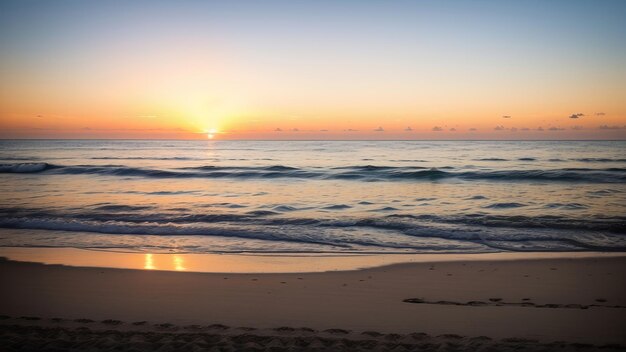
[483, 202, 527, 209]
[0, 162, 49, 173]
[322, 204, 352, 210]
[91, 156, 201, 161]
[1, 210, 625, 253]
[2, 162, 625, 183]
[573, 158, 626, 163]
[473, 157, 626, 163]
[381, 214, 626, 234]
[2, 205, 626, 234]
[0, 157, 42, 161]
[93, 204, 156, 212]
[465, 195, 488, 200]
[0, 217, 351, 249]
[543, 203, 588, 210]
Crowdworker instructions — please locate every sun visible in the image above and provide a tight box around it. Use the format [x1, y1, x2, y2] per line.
[206, 128, 218, 139]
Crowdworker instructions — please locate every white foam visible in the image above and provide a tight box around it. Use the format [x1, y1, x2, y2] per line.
[0, 163, 48, 173]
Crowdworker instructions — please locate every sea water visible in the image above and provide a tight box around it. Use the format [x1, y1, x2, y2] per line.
[0, 140, 624, 254]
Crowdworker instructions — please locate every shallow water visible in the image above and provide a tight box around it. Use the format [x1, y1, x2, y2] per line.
[0, 140, 625, 254]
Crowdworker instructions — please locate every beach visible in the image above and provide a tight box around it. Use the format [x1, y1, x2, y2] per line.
[1, 252, 625, 351]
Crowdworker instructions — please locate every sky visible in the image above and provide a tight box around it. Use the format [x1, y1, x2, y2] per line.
[0, 0, 625, 140]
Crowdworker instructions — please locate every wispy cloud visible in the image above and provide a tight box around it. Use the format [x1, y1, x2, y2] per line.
[468, 128, 477, 131]
[432, 126, 443, 131]
[502, 115, 511, 119]
[374, 126, 384, 132]
[494, 125, 505, 131]
[449, 127, 456, 131]
[548, 126, 565, 131]
[569, 113, 584, 119]
[571, 125, 584, 130]
[595, 112, 606, 116]
[274, 128, 283, 132]
[536, 127, 544, 131]
[404, 126, 413, 131]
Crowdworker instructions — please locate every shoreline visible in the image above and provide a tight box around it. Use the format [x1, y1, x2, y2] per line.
[0, 246, 624, 273]
[1, 254, 625, 346]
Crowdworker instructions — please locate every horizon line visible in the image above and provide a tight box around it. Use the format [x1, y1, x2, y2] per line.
[1, 138, 625, 142]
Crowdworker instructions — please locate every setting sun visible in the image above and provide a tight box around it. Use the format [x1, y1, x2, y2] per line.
[206, 128, 218, 139]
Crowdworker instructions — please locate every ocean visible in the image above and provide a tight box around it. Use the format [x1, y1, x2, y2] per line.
[0, 140, 624, 255]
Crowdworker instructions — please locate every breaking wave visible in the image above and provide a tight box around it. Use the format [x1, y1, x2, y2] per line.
[0, 206, 625, 254]
[1, 163, 625, 183]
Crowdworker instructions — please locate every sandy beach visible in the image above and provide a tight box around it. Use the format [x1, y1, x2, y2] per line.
[1, 252, 625, 351]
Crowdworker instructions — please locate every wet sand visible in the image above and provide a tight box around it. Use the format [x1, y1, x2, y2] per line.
[0, 246, 622, 273]
[1, 254, 625, 351]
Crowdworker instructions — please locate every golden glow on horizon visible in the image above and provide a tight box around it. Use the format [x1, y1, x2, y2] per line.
[206, 128, 218, 139]
[0, 35, 623, 140]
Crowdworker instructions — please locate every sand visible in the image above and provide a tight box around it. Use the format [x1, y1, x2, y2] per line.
[1, 254, 625, 351]
[0, 246, 623, 273]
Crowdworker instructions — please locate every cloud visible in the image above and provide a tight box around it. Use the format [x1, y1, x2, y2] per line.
[521, 127, 530, 131]
[569, 113, 584, 119]
[344, 128, 358, 132]
[468, 128, 477, 131]
[494, 125, 505, 131]
[510, 127, 518, 132]
[319, 129, 329, 132]
[274, 128, 283, 132]
[502, 115, 511, 119]
[536, 127, 544, 131]
[571, 126, 584, 130]
[404, 126, 413, 131]
[374, 126, 384, 132]
[598, 125, 626, 130]
[432, 126, 443, 131]
[548, 126, 565, 131]
[291, 128, 299, 132]
[595, 112, 606, 116]
[449, 127, 456, 131]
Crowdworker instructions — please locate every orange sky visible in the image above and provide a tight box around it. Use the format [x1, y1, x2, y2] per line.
[1, 1, 625, 140]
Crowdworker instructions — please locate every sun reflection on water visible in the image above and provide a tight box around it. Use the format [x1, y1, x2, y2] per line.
[173, 255, 186, 271]
[144, 253, 156, 270]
